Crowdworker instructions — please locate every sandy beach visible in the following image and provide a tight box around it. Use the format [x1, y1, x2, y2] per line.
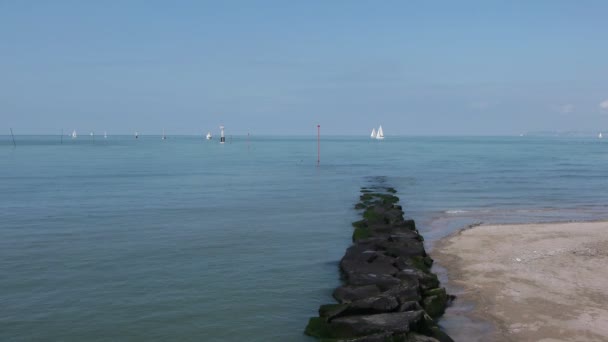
[434, 221, 608, 342]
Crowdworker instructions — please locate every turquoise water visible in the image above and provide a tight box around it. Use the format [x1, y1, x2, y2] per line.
[2, 135, 608, 341]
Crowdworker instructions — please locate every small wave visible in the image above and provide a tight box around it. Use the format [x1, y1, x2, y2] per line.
[445, 210, 467, 214]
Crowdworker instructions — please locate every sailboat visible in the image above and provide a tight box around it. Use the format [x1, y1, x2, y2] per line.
[71, 130, 77, 139]
[376, 125, 384, 140]
[104, 131, 107, 139]
[135, 131, 139, 139]
[162, 129, 167, 140]
[206, 132, 212, 140]
[370, 128, 377, 139]
[599, 132, 603, 139]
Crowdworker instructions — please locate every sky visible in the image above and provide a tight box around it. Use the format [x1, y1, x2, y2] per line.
[1, 1, 608, 135]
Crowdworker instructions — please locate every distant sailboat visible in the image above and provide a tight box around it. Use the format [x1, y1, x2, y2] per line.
[90, 132, 94, 137]
[370, 128, 377, 139]
[162, 129, 167, 140]
[104, 131, 107, 139]
[71, 130, 77, 139]
[206, 132, 212, 140]
[599, 132, 603, 139]
[135, 131, 139, 139]
[376, 125, 384, 140]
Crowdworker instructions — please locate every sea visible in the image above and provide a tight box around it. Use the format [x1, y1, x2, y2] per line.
[1, 135, 607, 341]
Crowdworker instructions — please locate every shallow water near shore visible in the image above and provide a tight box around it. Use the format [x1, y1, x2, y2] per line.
[1, 135, 608, 341]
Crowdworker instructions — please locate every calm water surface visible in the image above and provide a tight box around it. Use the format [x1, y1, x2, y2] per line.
[1, 135, 607, 341]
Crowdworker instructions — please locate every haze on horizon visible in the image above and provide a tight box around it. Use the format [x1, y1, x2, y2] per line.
[1, 1, 608, 136]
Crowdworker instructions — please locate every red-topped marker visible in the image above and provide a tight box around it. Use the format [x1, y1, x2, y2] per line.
[317, 124, 320, 166]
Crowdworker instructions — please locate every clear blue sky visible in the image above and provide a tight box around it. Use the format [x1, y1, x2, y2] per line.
[2, 1, 608, 135]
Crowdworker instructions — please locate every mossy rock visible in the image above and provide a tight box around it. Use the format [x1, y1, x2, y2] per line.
[319, 303, 349, 319]
[354, 203, 367, 210]
[419, 273, 440, 291]
[352, 226, 371, 241]
[427, 326, 454, 342]
[423, 287, 446, 298]
[363, 208, 385, 222]
[352, 220, 367, 229]
[385, 187, 397, 194]
[422, 288, 448, 318]
[305, 317, 332, 338]
[379, 195, 400, 205]
[360, 193, 375, 202]
[409, 256, 433, 273]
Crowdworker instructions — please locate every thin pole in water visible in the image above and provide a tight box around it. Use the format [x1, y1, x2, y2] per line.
[10, 128, 16, 148]
[317, 124, 320, 166]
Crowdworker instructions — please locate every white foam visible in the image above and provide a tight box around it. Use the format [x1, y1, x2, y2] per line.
[445, 210, 467, 214]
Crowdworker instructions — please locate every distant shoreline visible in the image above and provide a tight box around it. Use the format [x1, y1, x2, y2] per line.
[433, 220, 608, 341]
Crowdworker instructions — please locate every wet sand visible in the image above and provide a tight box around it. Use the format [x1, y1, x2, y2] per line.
[434, 221, 608, 342]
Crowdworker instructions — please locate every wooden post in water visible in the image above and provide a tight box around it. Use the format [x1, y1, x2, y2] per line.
[317, 124, 320, 166]
[10, 128, 16, 148]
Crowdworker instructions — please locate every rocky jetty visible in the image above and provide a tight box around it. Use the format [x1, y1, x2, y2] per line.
[305, 187, 454, 342]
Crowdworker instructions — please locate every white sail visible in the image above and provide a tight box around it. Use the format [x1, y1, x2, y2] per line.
[135, 131, 139, 139]
[71, 130, 77, 139]
[376, 125, 384, 140]
[206, 132, 212, 140]
[600, 132, 603, 139]
[370, 128, 376, 138]
[104, 131, 107, 139]
[162, 129, 166, 140]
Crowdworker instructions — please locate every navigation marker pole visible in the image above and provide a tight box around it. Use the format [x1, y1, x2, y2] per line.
[220, 125, 225, 144]
[10, 128, 16, 148]
[317, 124, 320, 166]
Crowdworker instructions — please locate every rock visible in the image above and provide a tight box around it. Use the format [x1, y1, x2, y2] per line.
[363, 207, 388, 224]
[360, 225, 421, 241]
[304, 317, 332, 338]
[355, 203, 367, 210]
[383, 283, 421, 303]
[348, 295, 400, 314]
[421, 288, 448, 319]
[399, 300, 423, 312]
[319, 303, 349, 320]
[346, 273, 402, 291]
[406, 333, 441, 342]
[419, 313, 455, 342]
[352, 227, 372, 241]
[427, 327, 454, 342]
[340, 252, 399, 276]
[328, 311, 425, 338]
[334, 285, 382, 303]
[394, 256, 433, 273]
[341, 245, 378, 264]
[395, 268, 439, 291]
[380, 240, 427, 258]
[383, 209, 405, 225]
[333, 332, 396, 342]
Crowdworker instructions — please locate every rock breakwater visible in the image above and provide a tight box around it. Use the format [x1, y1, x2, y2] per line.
[305, 187, 454, 342]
